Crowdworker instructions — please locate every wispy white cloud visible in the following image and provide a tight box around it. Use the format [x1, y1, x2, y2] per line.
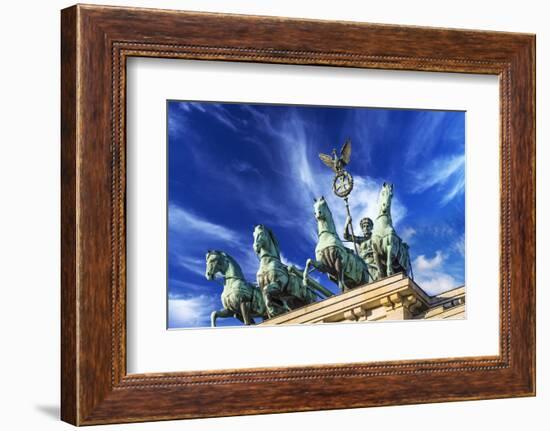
[342, 108, 390, 165]
[181, 102, 206, 113]
[168, 294, 218, 328]
[231, 160, 260, 175]
[169, 278, 209, 292]
[400, 226, 417, 243]
[169, 202, 260, 283]
[441, 173, 465, 204]
[413, 250, 460, 295]
[404, 112, 447, 164]
[344, 176, 407, 232]
[206, 104, 241, 131]
[412, 155, 464, 192]
[453, 233, 465, 257]
[241, 104, 280, 136]
[280, 252, 302, 269]
[176, 101, 245, 132]
[237, 248, 260, 281]
[417, 273, 459, 295]
[247, 109, 321, 244]
[239, 106, 409, 247]
[168, 106, 188, 136]
[175, 255, 207, 277]
[169, 204, 241, 245]
[411, 154, 465, 205]
[415, 250, 444, 271]
[425, 223, 456, 238]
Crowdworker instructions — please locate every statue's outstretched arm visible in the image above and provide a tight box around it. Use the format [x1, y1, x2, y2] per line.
[343, 217, 366, 242]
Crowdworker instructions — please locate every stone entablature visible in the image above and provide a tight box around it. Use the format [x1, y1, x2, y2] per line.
[259, 273, 465, 325]
[416, 286, 465, 320]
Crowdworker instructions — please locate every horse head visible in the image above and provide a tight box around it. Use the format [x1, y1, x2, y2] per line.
[205, 250, 225, 280]
[313, 196, 336, 233]
[378, 182, 394, 216]
[313, 196, 330, 221]
[253, 225, 280, 259]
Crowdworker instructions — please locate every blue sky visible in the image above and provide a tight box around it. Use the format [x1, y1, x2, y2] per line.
[167, 101, 465, 329]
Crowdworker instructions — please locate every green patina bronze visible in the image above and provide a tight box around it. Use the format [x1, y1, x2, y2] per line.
[319, 137, 352, 176]
[253, 224, 319, 318]
[343, 215, 380, 281]
[200, 138, 415, 327]
[205, 250, 267, 327]
[318, 139, 412, 282]
[303, 197, 371, 292]
[370, 183, 412, 279]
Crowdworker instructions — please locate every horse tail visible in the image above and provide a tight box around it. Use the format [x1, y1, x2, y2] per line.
[401, 242, 413, 279]
[407, 253, 414, 280]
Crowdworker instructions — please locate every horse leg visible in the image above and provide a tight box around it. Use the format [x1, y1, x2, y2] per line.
[262, 282, 284, 318]
[303, 258, 313, 285]
[296, 273, 317, 304]
[288, 273, 312, 306]
[403, 246, 412, 278]
[386, 237, 394, 276]
[239, 301, 253, 325]
[335, 256, 348, 293]
[253, 287, 269, 321]
[373, 247, 384, 279]
[338, 270, 347, 293]
[211, 308, 233, 327]
[303, 258, 323, 285]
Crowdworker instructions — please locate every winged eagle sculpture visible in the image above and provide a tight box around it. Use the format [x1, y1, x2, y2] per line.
[319, 138, 352, 173]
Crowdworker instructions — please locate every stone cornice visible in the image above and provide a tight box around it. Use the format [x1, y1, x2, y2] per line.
[260, 273, 465, 325]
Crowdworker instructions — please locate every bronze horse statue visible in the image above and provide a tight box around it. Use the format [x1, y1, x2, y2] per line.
[205, 250, 268, 327]
[253, 224, 318, 318]
[371, 183, 412, 278]
[303, 197, 371, 292]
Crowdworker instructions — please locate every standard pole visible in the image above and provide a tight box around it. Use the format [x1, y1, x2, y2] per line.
[343, 196, 360, 255]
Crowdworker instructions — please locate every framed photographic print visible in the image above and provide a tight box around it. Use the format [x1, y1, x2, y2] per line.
[61, 4, 535, 425]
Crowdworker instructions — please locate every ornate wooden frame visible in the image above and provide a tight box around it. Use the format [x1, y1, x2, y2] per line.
[61, 4, 535, 425]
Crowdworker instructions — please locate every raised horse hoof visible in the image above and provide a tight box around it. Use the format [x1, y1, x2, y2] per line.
[210, 311, 217, 328]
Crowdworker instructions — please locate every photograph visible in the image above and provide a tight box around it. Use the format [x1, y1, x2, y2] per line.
[167, 101, 466, 328]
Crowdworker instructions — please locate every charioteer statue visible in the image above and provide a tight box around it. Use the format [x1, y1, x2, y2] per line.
[343, 215, 379, 281]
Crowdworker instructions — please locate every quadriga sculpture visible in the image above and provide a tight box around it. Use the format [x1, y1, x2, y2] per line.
[253, 224, 318, 318]
[303, 196, 371, 292]
[371, 183, 412, 278]
[205, 250, 267, 327]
